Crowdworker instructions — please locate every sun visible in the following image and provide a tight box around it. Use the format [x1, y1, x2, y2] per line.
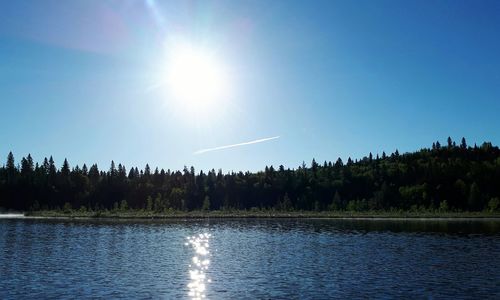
[165, 44, 229, 115]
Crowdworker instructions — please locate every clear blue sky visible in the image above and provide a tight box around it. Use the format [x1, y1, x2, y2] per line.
[1, 0, 499, 172]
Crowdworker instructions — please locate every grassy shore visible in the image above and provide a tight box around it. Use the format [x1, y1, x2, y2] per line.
[24, 209, 500, 219]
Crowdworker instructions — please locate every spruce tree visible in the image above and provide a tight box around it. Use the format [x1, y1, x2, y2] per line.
[461, 137, 467, 149]
[6, 151, 16, 184]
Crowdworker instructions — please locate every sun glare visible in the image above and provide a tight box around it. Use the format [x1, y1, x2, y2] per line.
[165, 44, 229, 115]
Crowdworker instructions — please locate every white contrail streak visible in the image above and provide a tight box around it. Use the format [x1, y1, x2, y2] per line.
[194, 136, 281, 155]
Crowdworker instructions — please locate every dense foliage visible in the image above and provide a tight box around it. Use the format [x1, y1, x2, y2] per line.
[1, 138, 499, 212]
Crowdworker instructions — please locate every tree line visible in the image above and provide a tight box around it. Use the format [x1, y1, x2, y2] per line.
[1, 137, 499, 213]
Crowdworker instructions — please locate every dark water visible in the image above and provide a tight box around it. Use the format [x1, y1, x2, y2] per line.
[1, 218, 499, 299]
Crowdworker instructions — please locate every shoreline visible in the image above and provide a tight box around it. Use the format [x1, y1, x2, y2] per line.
[13, 210, 500, 221]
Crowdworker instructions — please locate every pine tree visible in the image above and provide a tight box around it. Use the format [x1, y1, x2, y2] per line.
[61, 159, 70, 178]
[26, 154, 34, 172]
[109, 161, 116, 177]
[335, 158, 343, 167]
[48, 156, 56, 179]
[60, 159, 71, 189]
[468, 182, 481, 210]
[6, 151, 16, 183]
[128, 168, 136, 179]
[460, 137, 467, 149]
[202, 196, 211, 211]
[42, 157, 49, 174]
[20, 155, 34, 177]
[329, 191, 341, 210]
[88, 164, 100, 186]
[311, 159, 318, 174]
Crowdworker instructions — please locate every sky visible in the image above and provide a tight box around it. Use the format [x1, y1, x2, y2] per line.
[1, 0, 500, 172]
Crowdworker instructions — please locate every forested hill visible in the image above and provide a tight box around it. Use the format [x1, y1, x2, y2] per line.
[1, 138, 500, 213]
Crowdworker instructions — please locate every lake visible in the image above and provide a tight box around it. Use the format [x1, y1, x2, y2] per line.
[1, 217, 499, 299]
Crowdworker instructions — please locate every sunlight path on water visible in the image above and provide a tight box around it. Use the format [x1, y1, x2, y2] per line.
[185, 233, 211, 299]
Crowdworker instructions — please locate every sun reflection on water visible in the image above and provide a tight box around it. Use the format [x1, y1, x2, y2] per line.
[185, 233, 211, 299]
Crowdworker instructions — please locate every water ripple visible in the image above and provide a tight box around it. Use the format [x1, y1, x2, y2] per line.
[0, 219, 499, 299]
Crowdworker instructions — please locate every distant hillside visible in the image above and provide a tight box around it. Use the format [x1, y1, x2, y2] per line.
[1, 137, 499, 212]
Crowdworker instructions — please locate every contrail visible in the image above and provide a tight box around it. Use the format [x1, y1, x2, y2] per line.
[194, 136, 281, 155]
